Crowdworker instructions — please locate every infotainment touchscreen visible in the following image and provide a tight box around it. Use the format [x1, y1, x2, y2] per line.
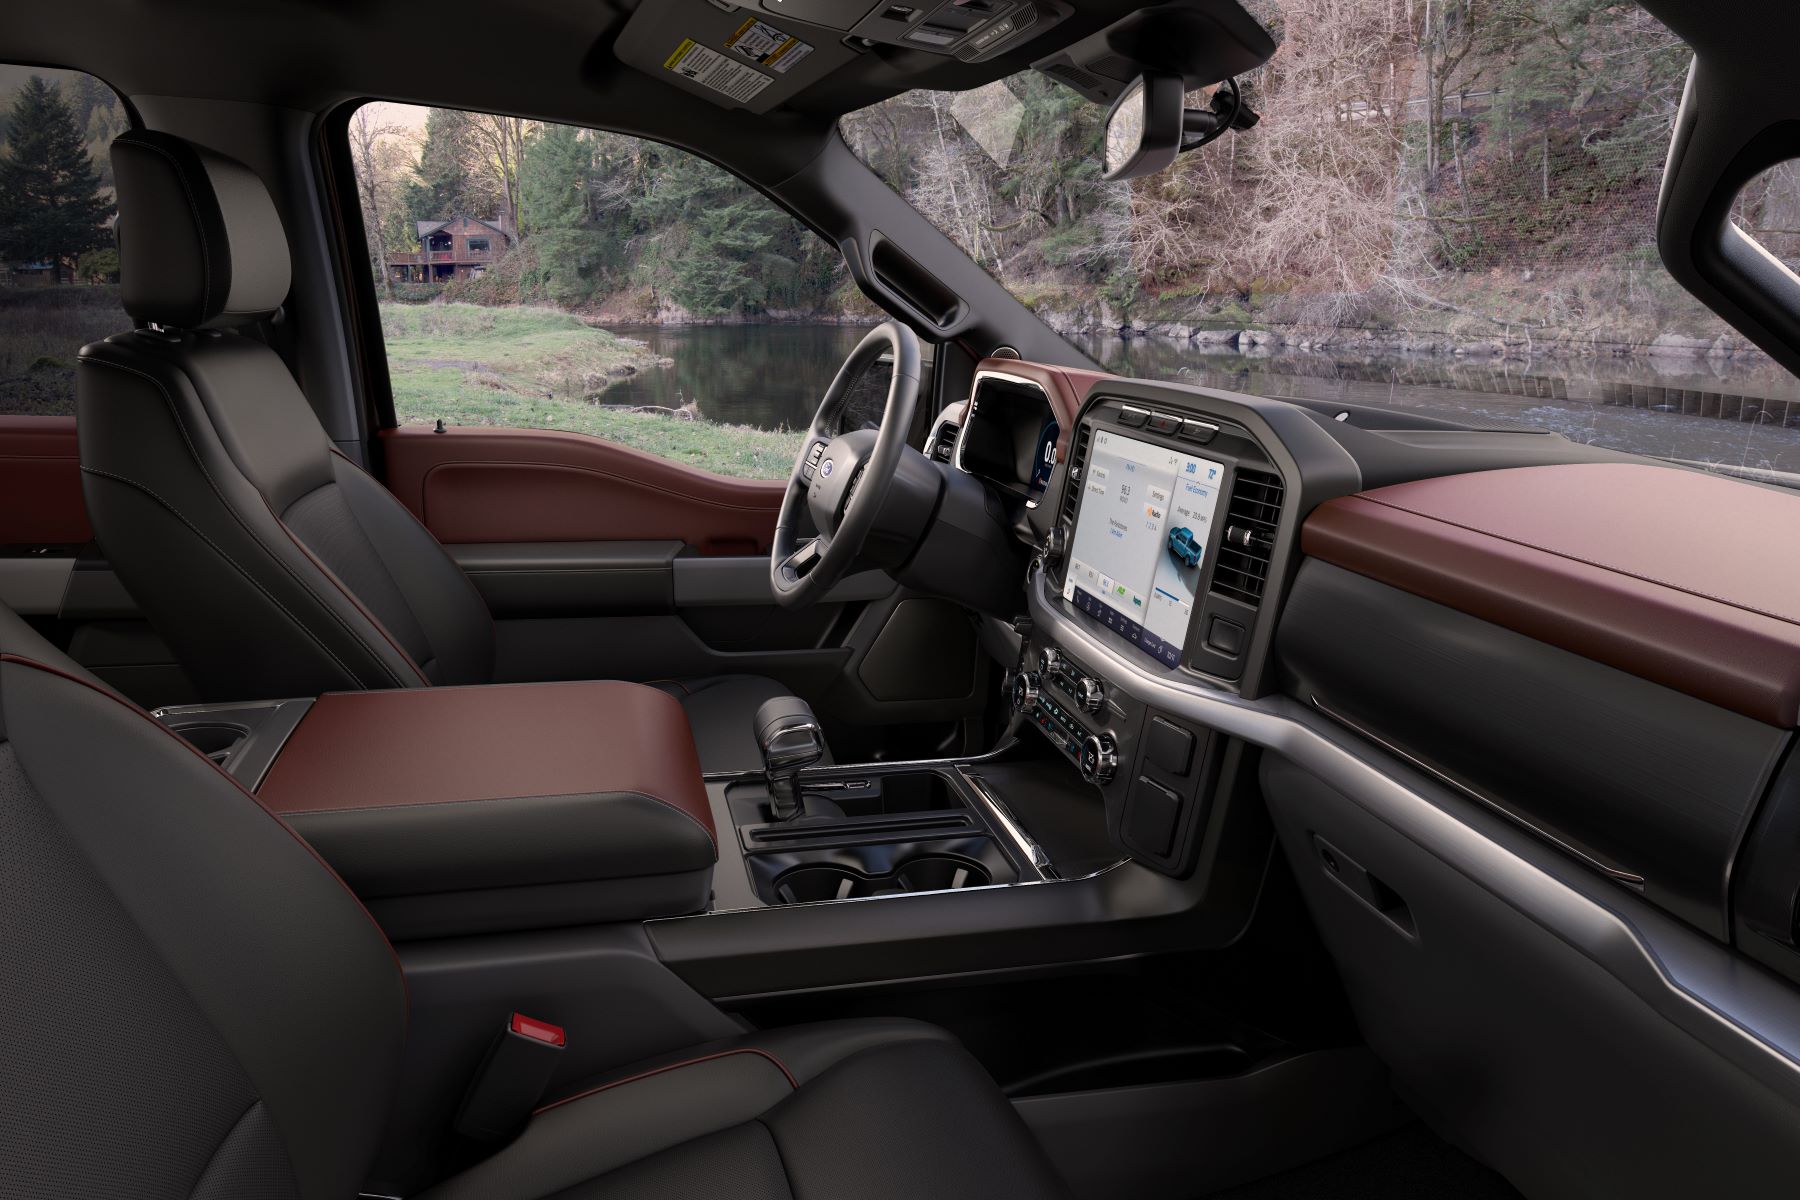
[1062, 429, 1226, 667]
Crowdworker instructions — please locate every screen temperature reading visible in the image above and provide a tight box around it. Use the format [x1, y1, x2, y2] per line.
[1062, 429, 1225, 666]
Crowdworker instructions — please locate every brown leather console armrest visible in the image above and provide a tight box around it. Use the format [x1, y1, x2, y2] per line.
[256, 681, 715, 939]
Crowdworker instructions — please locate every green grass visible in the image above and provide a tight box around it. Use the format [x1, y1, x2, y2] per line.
[381, 302, 801, 479]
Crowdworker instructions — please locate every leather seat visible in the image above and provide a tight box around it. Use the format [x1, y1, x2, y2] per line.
[0, 602, 1070, 1199]
[75, 129, 816, 771]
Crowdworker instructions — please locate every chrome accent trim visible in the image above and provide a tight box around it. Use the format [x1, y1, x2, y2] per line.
[1027, 564, 1800, 1094]
[960, 771, 1053, 879]
[1309, 696, 1645, 886]
[955, 369, 1057, 509]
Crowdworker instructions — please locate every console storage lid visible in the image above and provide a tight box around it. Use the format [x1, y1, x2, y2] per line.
[255, 680, 715, 939]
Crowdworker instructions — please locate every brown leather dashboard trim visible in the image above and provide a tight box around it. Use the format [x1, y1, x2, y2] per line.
[256, 679, 715, 845]
[378, 426, 783, 555]
[0, 415, 92, 544]
[1302, 463, 1800, 726]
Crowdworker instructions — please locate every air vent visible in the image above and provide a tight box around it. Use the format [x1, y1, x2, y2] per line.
[1058, 423, 1093, 527]
[930, 420, 959, 464]
[1210, 469, 1284, 606]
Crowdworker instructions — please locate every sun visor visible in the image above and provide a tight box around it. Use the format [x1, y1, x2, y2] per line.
[614, 0, 1068, 113]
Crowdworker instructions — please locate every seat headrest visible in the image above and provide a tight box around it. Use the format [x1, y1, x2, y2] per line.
[111, 130, 292, 329]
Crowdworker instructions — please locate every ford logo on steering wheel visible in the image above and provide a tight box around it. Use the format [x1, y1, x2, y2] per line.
[820, 459, 835, 478]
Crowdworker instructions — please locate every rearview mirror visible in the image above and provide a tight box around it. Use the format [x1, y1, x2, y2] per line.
[1101, 74, 1185, 182]
[1101, 72, 1261, 182]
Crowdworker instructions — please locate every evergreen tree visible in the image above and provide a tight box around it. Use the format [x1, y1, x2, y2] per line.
[402, 107, 497, 226]
[0, 76, 111, 280]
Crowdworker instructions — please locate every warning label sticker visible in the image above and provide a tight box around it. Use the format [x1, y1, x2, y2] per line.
[663, 38, 772, 103]
[724, 18, 814, 74]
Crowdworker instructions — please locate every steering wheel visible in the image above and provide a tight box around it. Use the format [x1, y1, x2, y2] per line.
[770, 320, 921, 608]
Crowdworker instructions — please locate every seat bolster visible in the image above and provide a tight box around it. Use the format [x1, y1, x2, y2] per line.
[415, 1049, 797, 1200]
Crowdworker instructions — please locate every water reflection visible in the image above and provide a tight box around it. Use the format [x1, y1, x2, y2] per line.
[599, 324, 869, 432]
[1075, 334, 1800, 480]
[597, 324, 1800, 482]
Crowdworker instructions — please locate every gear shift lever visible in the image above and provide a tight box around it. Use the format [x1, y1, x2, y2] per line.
[754, 696, 825, 820]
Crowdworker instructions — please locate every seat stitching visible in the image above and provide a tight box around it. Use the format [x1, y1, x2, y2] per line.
[79, 355, 414, 689]
[262, 492, 433, 687]
[327, 447, 495, 676]
[116, 135, 212, 320]
[0, 651, 410, 1014]
[532, 1048, 796, 1116]
[81, 466, 364, 687]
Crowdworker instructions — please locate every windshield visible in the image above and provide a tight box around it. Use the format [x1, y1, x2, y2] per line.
[841, 3, 1800, 482]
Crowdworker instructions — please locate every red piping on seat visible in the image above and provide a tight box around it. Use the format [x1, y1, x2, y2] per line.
[532, 1047, 797, 1116]
[0, 652, 411, 1013]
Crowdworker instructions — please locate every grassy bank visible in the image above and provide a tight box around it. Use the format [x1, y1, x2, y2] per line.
[381, 302, 800, 479]
[0, 285, 125, 415]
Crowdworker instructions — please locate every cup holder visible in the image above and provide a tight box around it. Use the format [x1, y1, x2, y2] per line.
[773, 866, 879, 905]
[168, 721, 250, 765]
[768, 853, 995, 906]
[895, 855, 992, 893]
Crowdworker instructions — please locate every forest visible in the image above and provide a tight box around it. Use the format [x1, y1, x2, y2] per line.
[351, 0, 1774, 358]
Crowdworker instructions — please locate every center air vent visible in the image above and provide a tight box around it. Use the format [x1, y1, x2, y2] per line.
[1058, 424, 1093, 527]
[1210, 469, 1284, 606]
[931, 420, 960, 464]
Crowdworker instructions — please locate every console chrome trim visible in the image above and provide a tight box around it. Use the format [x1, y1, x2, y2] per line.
[1027, 565, 1800, 1099]
[960, 771, 1053, 878]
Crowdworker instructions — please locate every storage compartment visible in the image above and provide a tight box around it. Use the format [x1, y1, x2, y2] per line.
[747, 835, 1017, 906]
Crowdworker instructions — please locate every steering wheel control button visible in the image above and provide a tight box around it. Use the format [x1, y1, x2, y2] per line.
[1117, 405, 1149, 428]
[1075, 675, 1105, 713]
[802, 442, 825, 479]
[1145, 716, 1194, 776]
[1146, 412, 1182, 435]
[1178, 419, 1220, 444]
[1079, 733, 1118, 784]
[1204, 616, 1246, 656]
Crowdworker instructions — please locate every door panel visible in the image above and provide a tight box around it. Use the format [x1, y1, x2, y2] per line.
[380, 426, 783, 555]
[0, 416, 91, 545]
[384, 423, 987, 748]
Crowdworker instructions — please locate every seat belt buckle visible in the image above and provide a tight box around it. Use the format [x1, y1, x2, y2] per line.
[454, 1013, 566, 1142]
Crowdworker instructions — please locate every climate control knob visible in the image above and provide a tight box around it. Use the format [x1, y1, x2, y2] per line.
[1039, 647, 1061, 674]
[1074, 676, 1105, 713]
[1079, 734, 1118, 785]
[1010, 671, 1040, 713]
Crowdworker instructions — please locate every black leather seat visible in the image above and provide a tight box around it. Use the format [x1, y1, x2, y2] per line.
[0, 602, 1070, 1199]
[75, 130, 813, 771]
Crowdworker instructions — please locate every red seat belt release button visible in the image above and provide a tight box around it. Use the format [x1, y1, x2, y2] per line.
[510, 1013, 566, 1047]
[454, 1012, 567, 1142]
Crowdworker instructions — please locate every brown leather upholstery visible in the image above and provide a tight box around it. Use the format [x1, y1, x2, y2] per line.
[0, 416, 91, 544]
[255, 681, 717, 937]
[380, 426, 785, 556]
[1303, 462, 1800, 725]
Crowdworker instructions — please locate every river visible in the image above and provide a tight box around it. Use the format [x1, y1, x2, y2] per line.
[603, 324, 1800, 480]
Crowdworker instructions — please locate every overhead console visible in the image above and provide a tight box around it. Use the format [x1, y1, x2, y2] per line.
[613, 0, 1072, 114]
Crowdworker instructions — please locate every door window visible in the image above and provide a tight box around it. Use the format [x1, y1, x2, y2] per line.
[346, 103, 871, 480]
[0, 65, 129, 417]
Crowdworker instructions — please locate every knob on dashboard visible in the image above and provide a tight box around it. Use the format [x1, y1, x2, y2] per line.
[1039, 647, 1061, 674]
[1079, 734, 1118, 784]
[1010, 671, 1040, 712]
[1044, 523, 1069, 565]
[1074, 676, 1105, 713]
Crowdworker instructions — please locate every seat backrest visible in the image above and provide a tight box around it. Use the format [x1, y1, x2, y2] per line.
[0, 603, 407, 1198]
[78, 130, 493, 702]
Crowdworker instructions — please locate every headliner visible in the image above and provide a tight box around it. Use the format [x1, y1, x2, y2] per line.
[4, 0, 1154, 183]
